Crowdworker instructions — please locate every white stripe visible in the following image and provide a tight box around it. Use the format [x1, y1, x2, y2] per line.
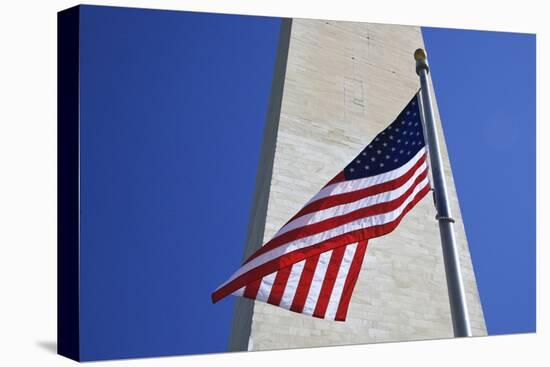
[274, 162, 428, 238]
[216, 177, 429, 291]
[256, 272, 277, 302]
[325, 243, 358, 320]
[307, 148, 425, 205]
[279, 260, 306, 309]
[302, 250, 333, 315]
[232, 287, 245, 297]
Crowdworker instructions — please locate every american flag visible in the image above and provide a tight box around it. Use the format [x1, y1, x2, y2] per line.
[212, 92, 431, 321]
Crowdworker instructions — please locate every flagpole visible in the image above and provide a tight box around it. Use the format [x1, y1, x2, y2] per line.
[414, 48, 472, 337]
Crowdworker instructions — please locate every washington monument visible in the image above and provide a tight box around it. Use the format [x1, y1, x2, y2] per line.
[229, 18, 487, 351]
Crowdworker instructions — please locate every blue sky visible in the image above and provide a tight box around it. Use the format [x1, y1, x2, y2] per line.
[79, 6, 280, 360]
[77, 5, 535, 360]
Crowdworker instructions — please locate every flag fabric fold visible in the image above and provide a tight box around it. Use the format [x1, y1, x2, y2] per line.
[212, 92, 431, 321]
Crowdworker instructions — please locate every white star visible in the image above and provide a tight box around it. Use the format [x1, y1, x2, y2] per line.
[406, 111, 410, 115]
[371, 157, 376, 162]
[380, 163, 384, 167]
[389, 135, 394, 140]
[408, 121, 412, 126]
[413, 112, 417, 117]
[350, 167, 354, 172]
[365, 165, 370, 170]
[388, 126, 392, 130]
[385, 155, 390, 159]
[403, 131, 407, 135]
[412, 101, 416, 106]
[368, 145, 373, 149]
[401, 120, 406, 125]
[415, 122, 418, 126]
[412, 141, 416, 145]
[383, 142, 388, 147]
[394, 158, 398, 162]
[362, 151, 367, 156]
[407, 151, 411, 155]
[397, 139, 401, 143]
[409, 131, 414, 136]
[356, 159, 361, 164]
[391, 147, 396, 151]
[375, 137, 380, 141]
[400, 149, 404, 154]
[381, 131, 385, 135]
[377, 150, 382, 154]
[395, 128, 400, 132]
[405, 141, 409, 145]
[416, 132, 420, 136]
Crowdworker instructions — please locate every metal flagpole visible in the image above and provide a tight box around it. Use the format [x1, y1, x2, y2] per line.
[414, 48, 472, 337]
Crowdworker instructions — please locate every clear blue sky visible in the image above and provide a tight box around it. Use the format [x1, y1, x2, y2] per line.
[77, 5, 535, 361]
[79, 6, 280, 360]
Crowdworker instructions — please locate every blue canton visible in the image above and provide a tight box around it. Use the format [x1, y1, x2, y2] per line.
[344, 94, 425, 180]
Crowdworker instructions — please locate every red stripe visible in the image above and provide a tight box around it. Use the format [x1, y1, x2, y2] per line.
[312, 245, 347, 318]
[211, 184, 430, 303]
[335, 240, 368, 321]
[324, 171, 346, 187]
[243, 278, 261, 300]
[267, 266, 292, 306]
[288, 154, 427, 222]
[245, 169, 428, 264]
[290, 255, 319, 313]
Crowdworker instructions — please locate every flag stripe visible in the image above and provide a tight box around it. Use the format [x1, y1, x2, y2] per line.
[211, 183, 430, 302]
[334, 241, 368, 321]
[312, 245, 347, 318]
[243, 278, 262, 300]
[290, 255, 320, 313]
[280, 260, 306, 309]
[267, 265, 293, 306]
[303, 250, 333, 315]
[324, 171, 347, 187]
[256, 272, 277, 302]
[324, 243, 359, 320]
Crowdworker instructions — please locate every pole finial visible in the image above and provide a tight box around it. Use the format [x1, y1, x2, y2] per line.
[414, 48, 427, 61]
[414, 48, 429, 75]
